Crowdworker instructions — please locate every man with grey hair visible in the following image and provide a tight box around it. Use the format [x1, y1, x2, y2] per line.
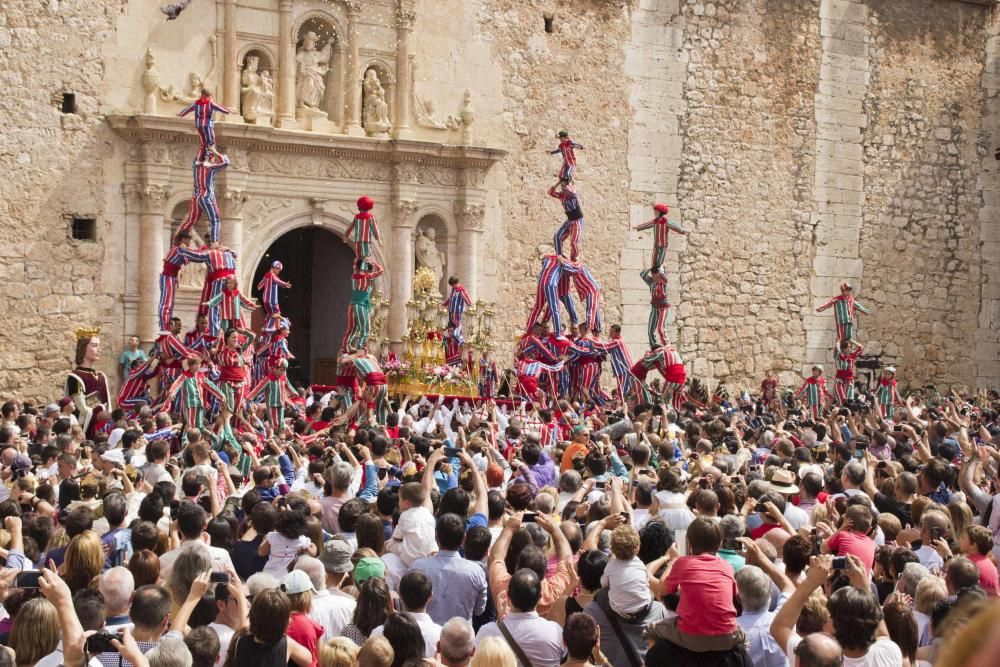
[437, 617, 475, 667]
[736, 565, 787, 667]
[100, 566, 136, 631]
[837, 461, 866, 498]
[793, 632, 843, 667]
[145, 638, 193, 667]
[321, 458, 361, 534]
[296, 553, 354, 638]
[718, 515, 747, 572]
[896, 562, 930, 599]
[557, 469, 582, 511]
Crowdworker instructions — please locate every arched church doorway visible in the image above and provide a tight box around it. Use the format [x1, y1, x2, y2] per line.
[250, 227, 354, 386]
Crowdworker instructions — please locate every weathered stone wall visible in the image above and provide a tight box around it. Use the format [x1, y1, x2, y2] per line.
[0, 2, 124, 397]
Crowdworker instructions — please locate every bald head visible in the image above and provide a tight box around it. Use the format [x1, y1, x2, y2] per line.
[794, 632, 843, 667]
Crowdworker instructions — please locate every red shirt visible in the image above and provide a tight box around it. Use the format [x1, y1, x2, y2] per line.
[287, 611, 324, 667]
[827, 530, 876, 574]
[663, 554, 738, 635]
[969, 552, 1000, 596]
[750, 521, 782, 541]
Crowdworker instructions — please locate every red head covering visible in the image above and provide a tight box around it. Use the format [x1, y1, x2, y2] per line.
[357, 195, 374, 212]
[653, 203, 669, 214]
[840, 282, 852, 293]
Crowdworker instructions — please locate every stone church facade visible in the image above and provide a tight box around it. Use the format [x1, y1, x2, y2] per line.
[0, 0, 998, 399]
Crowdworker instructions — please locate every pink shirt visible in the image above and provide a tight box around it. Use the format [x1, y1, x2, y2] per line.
[827, 530, 876, 574]
[969, 552, 1000, 596]
[663, 554, 738, 635]
[288, 611, 324, 667]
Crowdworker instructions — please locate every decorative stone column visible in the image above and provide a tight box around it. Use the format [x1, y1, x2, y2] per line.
[344, 1, 364, 136]
[223, 0, 239, 112]
[276, 0, 296, 127]
[220, 190, 248, 259]
[392, 6, 415, 139]
[133, 185, 169, 344]
[389, 200, 418, 345]
[456, 203, 485, 302]
[330, 42, 346, 127]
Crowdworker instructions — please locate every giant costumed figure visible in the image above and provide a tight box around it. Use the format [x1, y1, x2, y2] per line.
[65, 329, 111, 438]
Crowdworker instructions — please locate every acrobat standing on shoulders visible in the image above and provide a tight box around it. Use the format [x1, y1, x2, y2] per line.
[634, 203, 686, 269]
[443, 275, 474, 329]
[176, 147, 229, 245]
[346, 195, 381, 259]
[548, 177, 585, 261]
[833, 339, 864, 404]
[815, 281, 871, 344]
[178, 88, 231, 160]
[203, 276, 258, 332]
[256, 261, 291, 316]
[159, 230, 193, 332]
[343, 257, 385, 351]
[549, 130, 584, 181]
[641, 265, 670, 348]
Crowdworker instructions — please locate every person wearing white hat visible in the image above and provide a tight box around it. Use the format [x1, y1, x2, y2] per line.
[282, 569, 325, 663]
[769, 469, 810, 531]
[874, 366, 902, 419]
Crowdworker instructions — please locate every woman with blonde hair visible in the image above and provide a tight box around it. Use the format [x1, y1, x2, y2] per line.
[8, 597, 59, 666]
[469, 637, 516, 667]
[63, 530, 103, 592]
[318, 638, 357, 667]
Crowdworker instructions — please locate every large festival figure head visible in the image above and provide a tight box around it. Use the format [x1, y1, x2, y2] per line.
[74, 329, 101, 367]
[358, 195, 374, 212]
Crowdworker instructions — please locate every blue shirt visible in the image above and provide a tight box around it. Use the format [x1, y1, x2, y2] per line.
[411, 550, 488, 625]
[737, 592, 788, 667]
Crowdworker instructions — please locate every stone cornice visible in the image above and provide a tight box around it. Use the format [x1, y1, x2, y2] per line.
[106, 114, 506, 171]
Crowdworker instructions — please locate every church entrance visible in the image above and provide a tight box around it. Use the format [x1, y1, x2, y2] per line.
[250, 227, 354, 386]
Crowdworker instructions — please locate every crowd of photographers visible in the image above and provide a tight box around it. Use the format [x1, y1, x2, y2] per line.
[0, 383, 998, 667]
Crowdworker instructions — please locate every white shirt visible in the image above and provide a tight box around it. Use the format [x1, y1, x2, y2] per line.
[387, 506, 436, 567]
[381, 551, 407, 592]
[786, 635, 901, 667]
[631, 508, 651, 531]
[309, 589, 356, 639]
[915, 545, 944, 573]
[476, 611, 564, 667]
[262, 532, 312, 578]
[601, 556, 652, 615]
[37, 641, 102, 667]
[783, 503, 810, 531]
[372, 611, 442, 658]
[208, 622, 235, 667]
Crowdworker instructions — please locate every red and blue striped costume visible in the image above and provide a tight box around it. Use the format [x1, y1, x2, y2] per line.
[592, 335, 639, 402]
[875, 375, 902, 419]
[444, 326, 464, 366]
[178, 95, 231, 159]
[545, 333, 572, 397]
[562, 260, 602, 333]
[253, 333, 291, 385]
[477, 356, 498, 398]
[158, 244, 193, 331]
[204, 286, 257, 331]
[247, 370, 301, 433]
[641, 268, 670, 348]
[550, 138, 584, 181]
[816, 291, 870, 343]
[631, 346, 687, 409]
[165, 369, 229, 430]
[553, 270, 580, 329]
[256, 268, 291, 316]
[516, 358, 565, 406]
[517, 331, 558, 363]
[184, 326, 218, 358]
[343, 260, 384, 351]
[117, 360, 158, 414]
[347, 211, 381, 259]
[214, 333, 254, 411]
[568, 336, 609, 406]
[348, 355, 388, 425]
[548, 184, 584, 261]
[177, 155, 230, 243]
[178, 246, 238, 336]
[443, 283, 473, 328]
[524, 254, 566, 334]
[794, 375, 832, 420]
[634, 211, 685, 269]
[834, 343, 863, 403]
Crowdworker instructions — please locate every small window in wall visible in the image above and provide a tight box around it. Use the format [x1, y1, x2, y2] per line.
[544, 14, 554, 33]
[61, 92, 77, 114]
[70, 216, 97, 241]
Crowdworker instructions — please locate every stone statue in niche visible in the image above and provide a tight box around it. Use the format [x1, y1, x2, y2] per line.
[241, 55, 263, 122]
[260, 71, 275, 114]
[363, 69, 391, 136]
[295, 31, 332, 112]
[179, 230, 207, 289]
[414, 226, 446, 292]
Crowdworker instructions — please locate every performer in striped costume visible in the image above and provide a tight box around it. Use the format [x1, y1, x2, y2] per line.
[516, 357, 565, 407]
[760, 371, 780, 406]
[548, 178, 585, 261]
[183, 314, 217, 358]
[592, 324, 639, 402]
[630, 345, 687, 409]
[342, 257, 384, 351]
[117, 358, 159, 414]
[345, 195, 381, 259]
[549, 130, 584, 181]
[517, 323, 559, 363]
[203, 277, 258, 332]
[253, 322, 293, 386]
[342, 351, 389, 425]
[443, 324, 464, 367]
[158, 231, 193, 331]
[178, 90, 230, 160]
[833, 339, 864, 403]
[246, 358, 302, 434]
[164, 356, 230, 431]
[641, 266, 670, 348]
[815, 282, 871, 344]
[634, 203, 686, 269]
[545, 326, 573, 397]
[553, 269, 580, 331]
[794, 365, 832, 420]
[477, 352, 498, 399]
[177, 245, 238, 336]
[335, 356, 360, 409]
[523, 254, 566, 335]
[176, 150, 230, 244]
[214, 327, 255, 412]
[562, 259, 603, 333]
[874, 366, 902, 420]
[568, 326, 609, 406]
[256, 261, 291, 316]
[443, 275, 474, 328]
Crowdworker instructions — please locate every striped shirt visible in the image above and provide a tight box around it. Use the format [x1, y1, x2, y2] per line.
[205, 288, 256, 321]
[875, 378, 901, 406]
[348, 212, 381, 244]
[794, 376, 830, 404]
[550, 139, 584, 166]
[168, 371, 227, 408]
[641, 269, 669, 303]
[118, 360, 157, 405]
[547, 185, 583, 219]
[247, 373, 298, 407]
[834, 345, 863, 376]
[257, 271, 291, 303]
[178, 96, 231, 127]
[634, 215, 685, 247]
[816, 295, 870, 324]
[191, 156, 229, 196]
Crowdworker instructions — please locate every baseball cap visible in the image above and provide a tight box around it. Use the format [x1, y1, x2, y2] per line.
[320, 537, 354, 573]
[44, 404, 60, 416]
[281, 570, 316, 595]
[353, 557, 385, 584]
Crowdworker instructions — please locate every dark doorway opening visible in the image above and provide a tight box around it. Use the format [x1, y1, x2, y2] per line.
[251, 227, 354, 386]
